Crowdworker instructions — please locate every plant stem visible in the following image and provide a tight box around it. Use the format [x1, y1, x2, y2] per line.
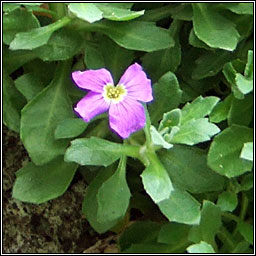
[239, 192, 248, 220]
[123, 144, 144, 162]
[222, 212, 241, 223]
[217, 226, 235, 252]
[44, 16, 72, 32]
[232, 192, 249, 236]
[48, 3, 66, 19]
[143, 105, 153, 150]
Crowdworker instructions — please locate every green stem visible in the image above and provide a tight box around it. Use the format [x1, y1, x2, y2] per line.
[143, 105, 153, 150]
[217, 226, 235, 251]
[146, 150, 160, 166]
[51, 16, 72, 29]
[118, 155, 127, 175]
[239, 192, 248, 220]
[222, 212, 241, 223]
[48, 3, 66, 19]
[70, 19, 96, 31]
[122, 144, 143, 161]
[233, 192, 249, 236]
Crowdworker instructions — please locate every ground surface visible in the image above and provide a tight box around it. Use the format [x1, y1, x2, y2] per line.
[3, 126, 118, 253]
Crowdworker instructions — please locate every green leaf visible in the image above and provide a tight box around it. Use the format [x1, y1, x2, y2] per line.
[141, 152, 174, 203]
[159, 145, 225, 194]
[148, 72, 182, 125]
[13, 156, 77, 204]
[139, 4, 175, 22]
[142, 19, 182, 82]
[179, 70, 217, 102]
[87, 20, 175, 52]
[192, 50, 233, 80]
[220, 3, 253, 15]
[165, 127, 180, 142]
[170, 118, 220, 146]
[240, 142, 253, 161]
[9, 16, 71, 50]
[3, 3, 20, 12]
[54, 118, 88, 139]
[209, 94, 233, 123]
[223, 62, 244, 99]
[65, 137, 139, 166]
[33, 27, 83, 61]
[14, 73, 45, 101]
[244, 50, 253, 79]
[23, 59, 56, 85]
[217, 191, 238, 212]
[3, 8, 40, 45]
[228, 94, 253, 126]
[189, 201, 221, 248]
[181, 96, 220, 124]
[82, 165, 119, 233]
[240, 173, 253, 191]
[21, 61, 74, 165]
[150, 126, 173, 149]
[157, 223, 190, 245]
[3, 45, 37, 74]
[83, 41, 105, 70]
[159, 109, 181, 131]
[237, 221, 253, 244]
[65, 137, 122, 166]
[207, 125, 253, 178]
[68, 3, 103, 23]
[98, 36, 134, 83]
[232, 240, 251, 253]
[158, 187, 201, 225]
[171, 4, 193, 21]
[232, 14, 253, 40]
[187, 241, 215, 253]
[95, 3, 145, 21]
[189, 28, 212, 50]
[97, 156, 130, 223]
[119, 221, 161, 251]
[235, 74, 253, 95]
[3, 69, 26, 133]
[192, 3, 240, 51]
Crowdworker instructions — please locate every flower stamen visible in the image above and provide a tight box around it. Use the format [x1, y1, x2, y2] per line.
[103, 84, 127, 103]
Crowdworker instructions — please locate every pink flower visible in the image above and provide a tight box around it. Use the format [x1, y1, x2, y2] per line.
[72, 63, 153, 138]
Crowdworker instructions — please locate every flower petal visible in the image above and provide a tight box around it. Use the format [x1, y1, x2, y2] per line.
[72, 68, 114, 92]
[109, 97, 146, 138]
[74, 92, 110, 122]
[118, 63, 153, 102]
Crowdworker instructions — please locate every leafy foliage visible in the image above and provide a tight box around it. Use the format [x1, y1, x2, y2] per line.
[13, 156, 78, 204]
[3, 2, 253, 254]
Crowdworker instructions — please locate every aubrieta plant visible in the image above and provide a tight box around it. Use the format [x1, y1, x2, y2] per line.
[72, 63, 153, 138]
[3, 2, 253, 254]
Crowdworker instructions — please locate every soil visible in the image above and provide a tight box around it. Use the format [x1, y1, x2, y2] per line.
[2, 126, 118, 253]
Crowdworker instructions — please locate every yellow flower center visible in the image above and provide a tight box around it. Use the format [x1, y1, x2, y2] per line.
[103, 84, 127, 103]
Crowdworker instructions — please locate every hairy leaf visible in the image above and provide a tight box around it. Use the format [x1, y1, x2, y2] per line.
[21, 61, 74, 165]
[207, 125, 253, 178]
[13, 156, 77, 204]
